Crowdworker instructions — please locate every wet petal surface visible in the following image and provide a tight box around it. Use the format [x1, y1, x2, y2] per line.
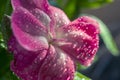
[11, 7, 48, 51]
[8, 36, 47, 80]
[8, 37, 75, 80]
[38, 45, 75, 80]
[59, 16, 99, 66]
[10, 0, 100, 80]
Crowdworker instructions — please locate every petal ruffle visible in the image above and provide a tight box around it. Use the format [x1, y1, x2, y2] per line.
[59, 16, 100, 66]
[8, 37, 75, 80]
[8, 36, 47, 80]
[38, 45, 75, 80]
[11, 0, 38, 10]
[11, 7, 48, 51]
[11, 0, 70, 38]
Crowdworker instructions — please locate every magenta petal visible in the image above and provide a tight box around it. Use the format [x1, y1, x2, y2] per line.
[59, 16, 100, 66]
[39, 45, 75, 80]
[31, 8, 51, 27]
[8, 37, 75, 80]
[11, 7, 48, 51]
[11, 0, 37, 10]
[8, 37, 47, 80]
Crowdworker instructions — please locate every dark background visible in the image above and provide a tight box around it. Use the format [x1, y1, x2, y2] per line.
[82, 0, 120, 79]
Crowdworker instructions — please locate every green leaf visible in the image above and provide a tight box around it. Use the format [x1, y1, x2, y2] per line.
[98, 18, 119, 56]
[74, 72, 91, 80]
[79, 0, 113, 9]
[56, 0, 80, 20]
[0, 70, 19, 80]
[84, 15, 119, 56]
[56, 0, 113, 19]
[0, 0, 12, 48]
[0, 0, 12, 22]
[0, 15, 12, 48]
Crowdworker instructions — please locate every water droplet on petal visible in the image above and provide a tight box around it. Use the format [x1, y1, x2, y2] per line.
[54, 13, 58, 17]
[53, 64, 57, 67]
[63, 68, 67, 72]
[67, 76, 70, 80]
[24, 11, 27, 14]
[73, 44, 77, 48]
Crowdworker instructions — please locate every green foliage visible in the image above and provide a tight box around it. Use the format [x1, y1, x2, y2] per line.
[74, 72, 91, 80]
[0, 0, 12, 22]
[56, 0, 113, 19]
[94, 16, 119, 56]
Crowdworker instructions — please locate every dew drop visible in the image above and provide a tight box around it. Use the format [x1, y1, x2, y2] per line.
[54, 13, 58, 17]
[86, 27, 88, 29]
[53, 64, 57, 67]
[74, 34, 77, 37]
[77, 55, 80, 59]
[80, 33, 83, 36]
[88, 46, 91, 49]
[63, 68, 67, 72]
[67, 76, 70, 80]
[73, 44, 77, 48]
[24, 11, 27, 14]
[84, 57, 88, 60]
[64, 21, 67, 24]
[68, 30, 71, 32]
[94, 43, 97, 46]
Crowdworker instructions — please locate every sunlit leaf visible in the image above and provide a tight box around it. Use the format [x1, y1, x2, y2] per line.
[74, 72, 91, 80]
[0, 15, 12, 48]
[56, 0, 113, 19]
[0, 0, 12, 22]
[98, 18, 119, 56]
[79, 0, 113, 9]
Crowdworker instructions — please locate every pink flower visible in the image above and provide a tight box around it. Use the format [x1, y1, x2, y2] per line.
[8, 0, 100, 80]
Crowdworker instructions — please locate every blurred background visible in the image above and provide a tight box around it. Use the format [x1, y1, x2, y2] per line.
[0, 0, 120, 80]
[82, 0, 120, 80]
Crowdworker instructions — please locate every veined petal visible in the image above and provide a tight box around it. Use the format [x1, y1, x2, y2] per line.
[39, 45, 75, 80]
[8, 37, 47, 80]
[11, 0, 36, 10]
[11, 7, 48, 51]
[8, 37, 75, 80]
[11, 0, 70, 38]
[31, 8, 51, 27]
[59, 16, 100, 66]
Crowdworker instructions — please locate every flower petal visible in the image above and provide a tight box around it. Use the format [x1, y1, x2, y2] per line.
[34, 0, 70, 37]
[8, 37, 75, 80]
[8, 36, 47, 80]
[11, 7, 48, 51]
[11, 0, 70, 38]
[59, 16, 100, 66]
[11, 0, 51, 27]
[39, 45, 75, 80]
[11, 0, 38, 10]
